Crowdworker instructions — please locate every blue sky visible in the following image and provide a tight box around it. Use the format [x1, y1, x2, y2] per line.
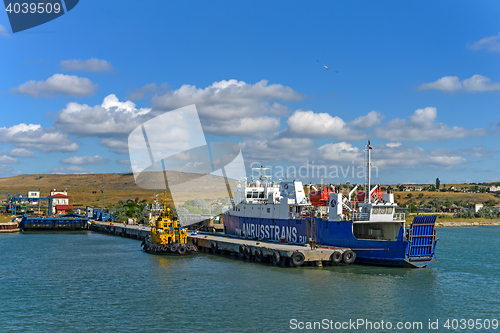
[0, 1, 499, 185]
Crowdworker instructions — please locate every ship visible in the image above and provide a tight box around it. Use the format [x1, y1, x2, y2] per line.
[223, 141, 437, 268]
[141, 193, 198, 255]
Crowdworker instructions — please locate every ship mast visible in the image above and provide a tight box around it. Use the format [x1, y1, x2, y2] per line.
[364, 140, 372, 203]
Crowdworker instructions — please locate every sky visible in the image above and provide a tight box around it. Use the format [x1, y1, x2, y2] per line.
[0, 1, 499, 185]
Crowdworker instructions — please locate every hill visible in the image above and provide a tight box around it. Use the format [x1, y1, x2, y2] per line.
[0, 172, 235, 208]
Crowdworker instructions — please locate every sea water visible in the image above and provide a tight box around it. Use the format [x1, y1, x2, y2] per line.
[1, 227, 499, 332]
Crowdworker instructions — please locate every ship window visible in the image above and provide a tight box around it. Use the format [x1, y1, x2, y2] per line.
[387, 207, 393, 214]
[267, 208, 270, 213]
[246, 193, 251, 198]
[259, 192, 264, 198]
[252, 192, 258, 198]
[372, 208, 379, 214]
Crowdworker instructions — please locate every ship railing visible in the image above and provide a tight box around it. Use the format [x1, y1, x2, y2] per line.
[394, 213, 405, 221]
[352, 212, 370, 221]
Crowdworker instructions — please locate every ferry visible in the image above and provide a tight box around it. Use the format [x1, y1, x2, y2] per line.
[223, 141, 437, 267]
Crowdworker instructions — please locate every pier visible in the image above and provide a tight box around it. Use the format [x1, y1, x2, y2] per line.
[89, 221, 356, 267]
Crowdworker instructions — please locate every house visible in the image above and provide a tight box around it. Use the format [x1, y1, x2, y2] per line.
[50, 192, 73, 214]
[28, 190, 40, 199]
[441, 204, 462, 213]
[470, 203, 483, 213]
[489, 185, 500, 193]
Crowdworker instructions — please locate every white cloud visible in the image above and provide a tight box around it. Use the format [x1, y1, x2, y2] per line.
[61, 155, 109, 165]
[418, 75, 500, 92]
[418, 76, 461, 92]
[386, 142, 401, 148]
[10, 74, 97, 98]
[462, 75, 500, 92]
[9, 148, 35, 157]
[202, 116, 280, 136]
[0, 165, 14, 175]
[311, 142, 471, 173]
[0, 123, 79, 152]
[241, 137, 315, 163]
[467, 32, 500, 52]
[100, 138, 129, 154]
[126, 83, 168, 100]
[286, 110, 363, 140]
[375, 107, 488, 141]
[0, 24, 9, 36]
[54, 94, 152, 138]
[0, 155, 19, 163]
[60, 58, 114, 72]
[117, 158, 130, 165]
[350, 111, 384, 129]
[154, 79, 303, 136]
[51, 166, 93, 174]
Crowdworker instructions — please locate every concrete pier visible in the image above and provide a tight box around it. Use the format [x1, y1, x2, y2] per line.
[89, 221, 356, 267]
[190, 233, 355, 267]
[90, 221, 151, 240]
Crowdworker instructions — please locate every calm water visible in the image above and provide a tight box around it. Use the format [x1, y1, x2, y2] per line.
[1, 227, 499, 332]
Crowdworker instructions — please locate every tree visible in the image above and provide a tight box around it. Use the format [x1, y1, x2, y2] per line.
[436, 178, 440, 190]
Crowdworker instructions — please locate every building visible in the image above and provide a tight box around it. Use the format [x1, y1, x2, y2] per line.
[489, 185, 500, 193]
[28, 190, 40, 199]
[50, 192, 73, 215]
[470, 203, 484, 213]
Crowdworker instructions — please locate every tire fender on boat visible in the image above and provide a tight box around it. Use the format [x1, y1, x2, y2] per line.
[330, 251, 342, 264]
[291, 251, 305, 266]
[342, 250, 356, 264]
[178, 244, 187, 255]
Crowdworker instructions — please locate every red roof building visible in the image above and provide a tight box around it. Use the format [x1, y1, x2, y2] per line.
[55, 205, 73, 214]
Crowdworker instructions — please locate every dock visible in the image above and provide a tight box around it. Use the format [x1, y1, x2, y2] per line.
[191, 233, 355, 267]
[89, 221, 356, 267]
[89, 221, 151, 239]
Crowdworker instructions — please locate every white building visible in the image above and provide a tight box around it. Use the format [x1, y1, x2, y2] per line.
[28, 190, 40, 199]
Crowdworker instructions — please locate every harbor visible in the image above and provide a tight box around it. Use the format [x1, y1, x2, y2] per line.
[89, 221, 356, 267]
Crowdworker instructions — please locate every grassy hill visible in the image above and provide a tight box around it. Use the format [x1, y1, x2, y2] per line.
[0, 172, 235, 208]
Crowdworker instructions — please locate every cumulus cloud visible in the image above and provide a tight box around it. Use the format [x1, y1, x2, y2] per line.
[467, 32, 500, 52]
[375, 107, 488, 141]
[126, 82, 168, 100]
[9, 148, 35, 157]
[0, 165, 14, 175]
[54, 94, 152, 139]
[60, 58, 114, 72]
[153, 79, 303, 136]
[0, 123, 79, 152]
[350, 111, 384, 129]
[51, 166, 93, 174]
[100, 138, 129, 154]
[10, 74, 97, 98]
[286, 110, 363, 140]
[418, 75, 500, 92]
[0, 155, 19, 163]
[0, 24, 9, 36]
[312, 142, 471, 172]
[61, 155, 109, 165]
[241, 137, 315, 163]
[116, 158, 130, 165]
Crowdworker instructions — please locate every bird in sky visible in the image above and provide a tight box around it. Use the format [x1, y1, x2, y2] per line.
[317, 60, 338, 73]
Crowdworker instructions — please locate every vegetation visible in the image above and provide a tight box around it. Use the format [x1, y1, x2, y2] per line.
[454, 207, 500, 219]
[113, 198, 149, 221]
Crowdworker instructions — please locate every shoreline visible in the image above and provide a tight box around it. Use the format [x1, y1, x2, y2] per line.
[435, 221, 500, 228]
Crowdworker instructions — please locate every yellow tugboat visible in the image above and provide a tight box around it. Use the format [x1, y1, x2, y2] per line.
[141, 192, 197, 255]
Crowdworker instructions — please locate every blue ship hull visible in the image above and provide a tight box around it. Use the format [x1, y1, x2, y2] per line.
[223, 214, 436, 268]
